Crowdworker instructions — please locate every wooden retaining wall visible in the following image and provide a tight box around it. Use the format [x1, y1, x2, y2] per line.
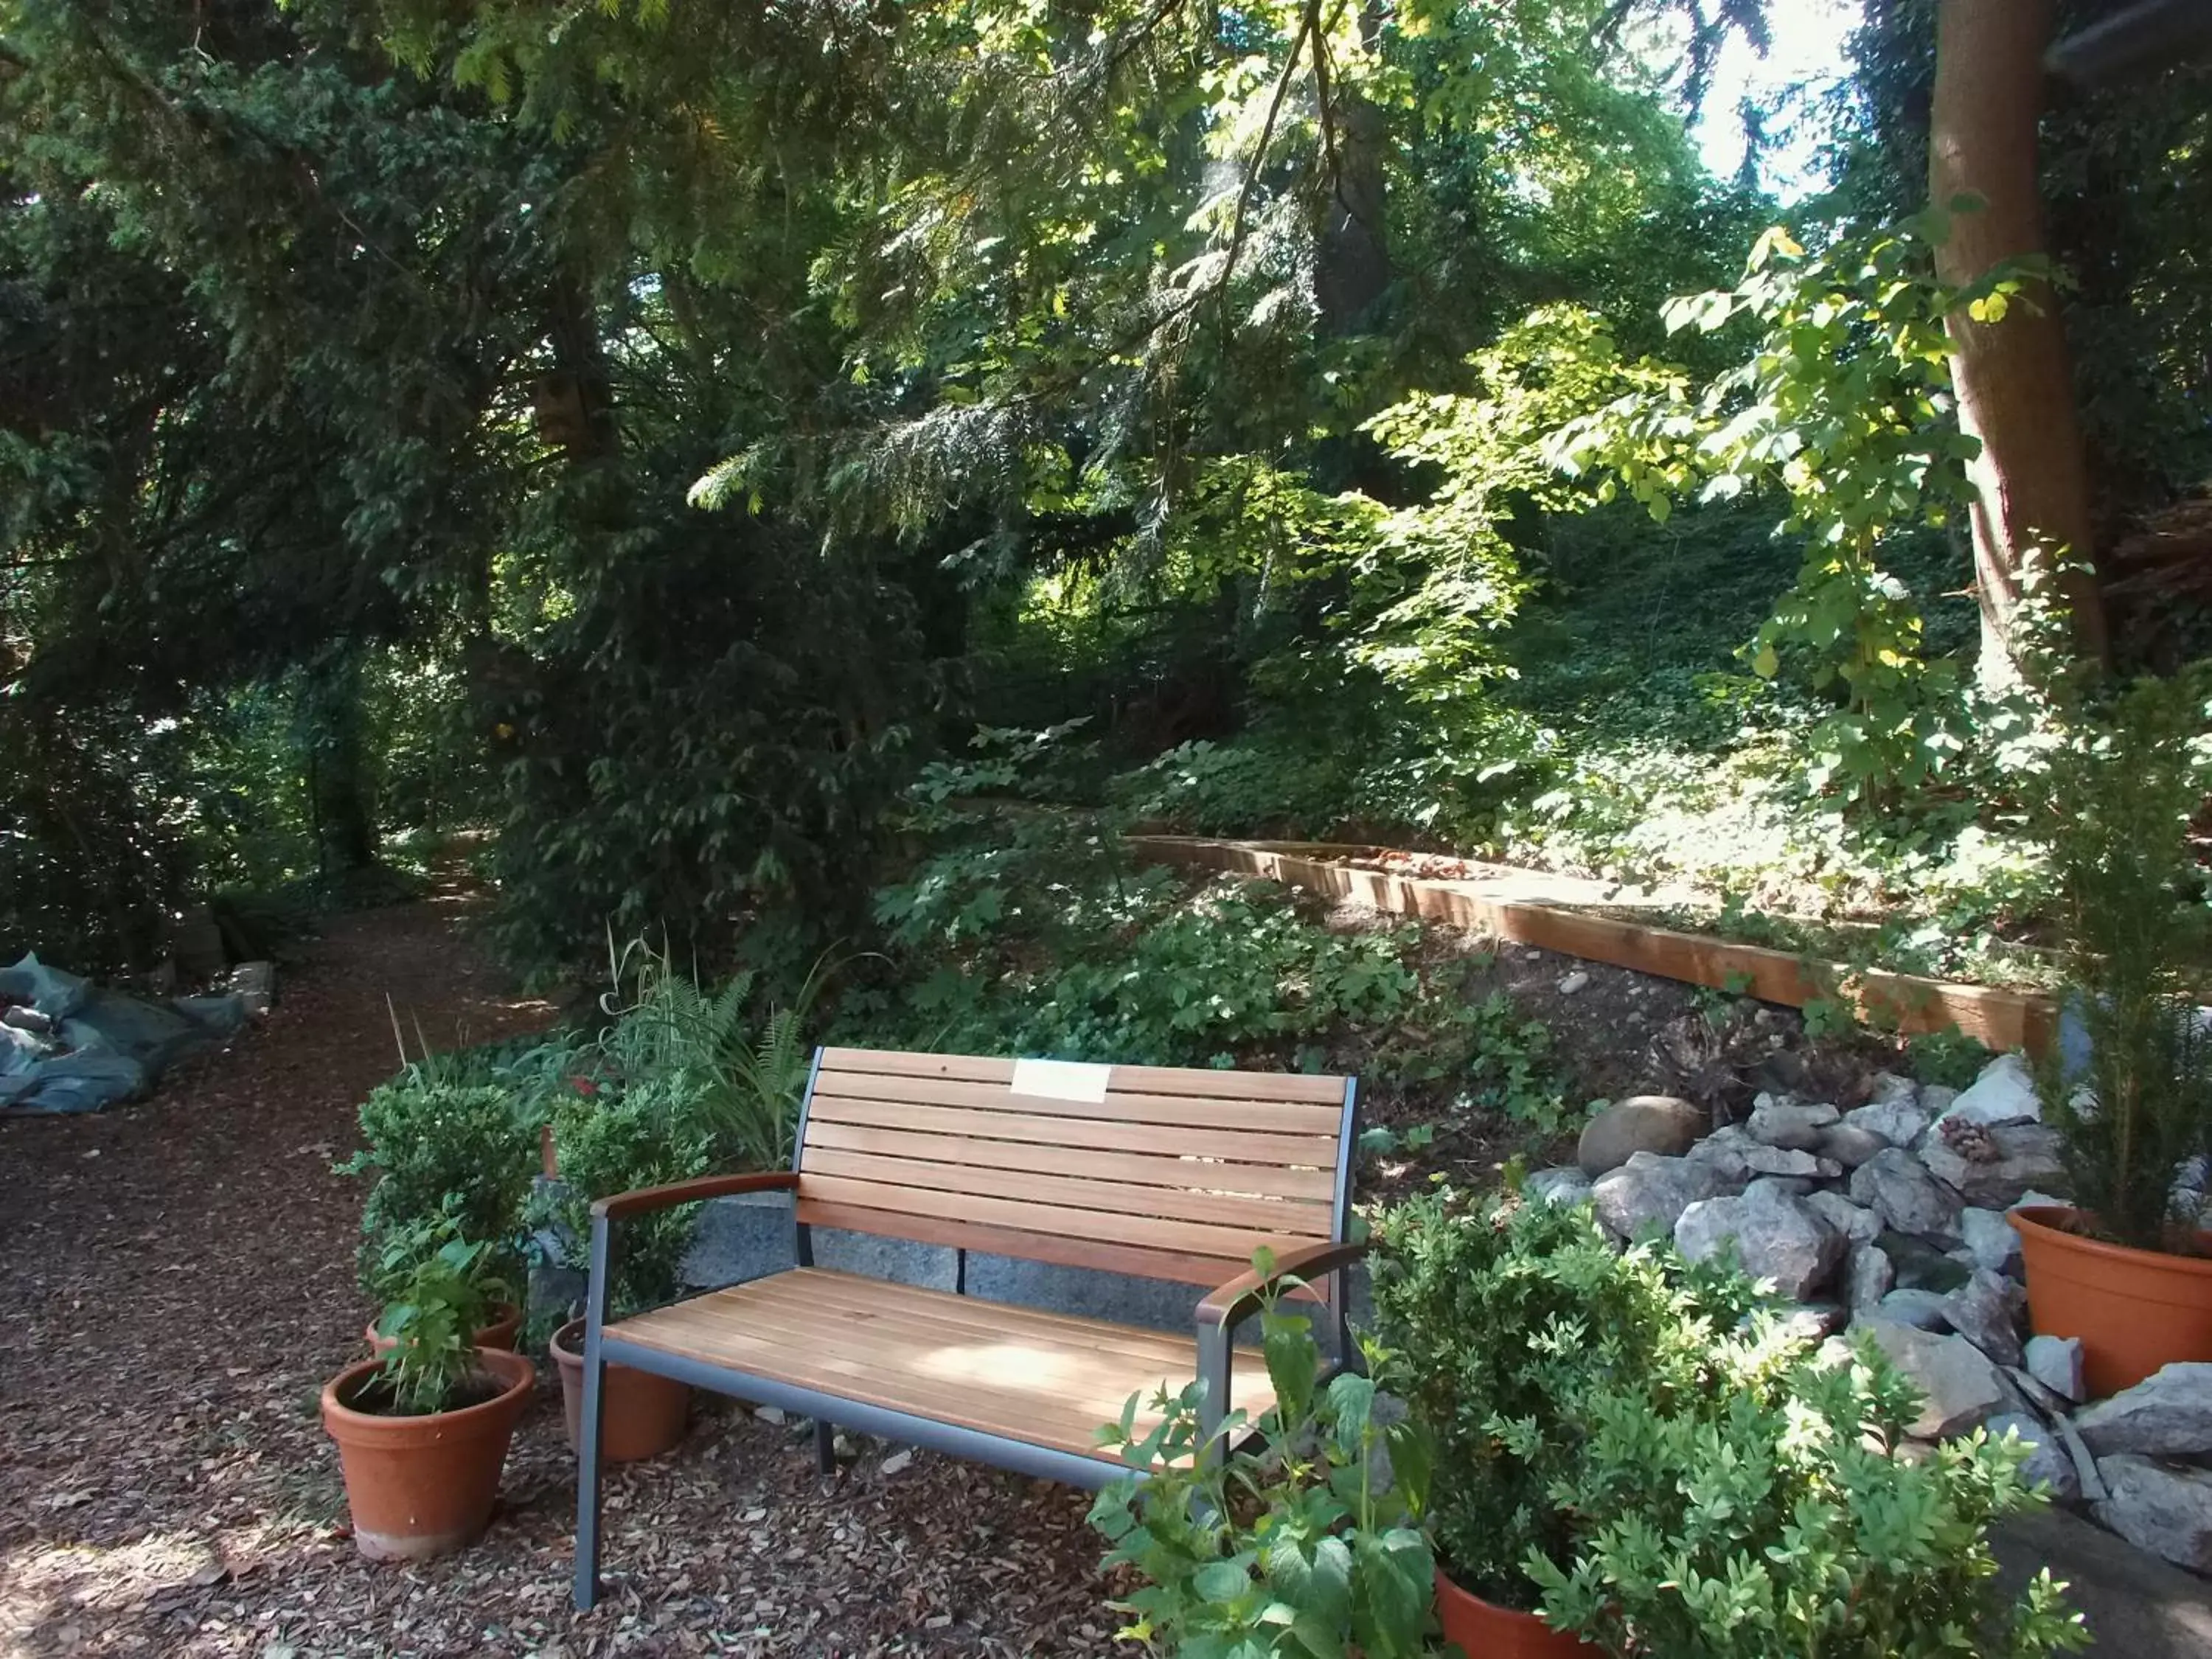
[1127, 835, 2056, 1057]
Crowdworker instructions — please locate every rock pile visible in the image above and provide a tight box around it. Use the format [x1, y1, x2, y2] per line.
[1545, 1053, 2212, 1574]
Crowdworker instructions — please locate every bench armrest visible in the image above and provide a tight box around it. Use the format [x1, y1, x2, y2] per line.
[592, 1169, 798, 1222]
[1196, 1238, 1368, 1332]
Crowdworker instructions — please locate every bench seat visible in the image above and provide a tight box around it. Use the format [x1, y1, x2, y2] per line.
[607, 1266, 1275, 1468]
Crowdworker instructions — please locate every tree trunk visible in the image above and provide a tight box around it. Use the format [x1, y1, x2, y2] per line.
[1928, 0, 2108, 687]
[1311, 3, 1390, 336]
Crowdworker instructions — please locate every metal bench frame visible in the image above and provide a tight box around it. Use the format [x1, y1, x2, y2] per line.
[572, 1046, 1362, 1610]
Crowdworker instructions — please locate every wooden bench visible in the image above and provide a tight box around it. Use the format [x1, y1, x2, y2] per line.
[572, 1045, 1363, 1608]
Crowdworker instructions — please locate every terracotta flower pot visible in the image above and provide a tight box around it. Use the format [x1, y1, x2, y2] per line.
[2011, 1205, 2212, 1397]
[551, 1317, 692, 1463]
[1434, 1568, 1590, 1658]
[321, 1348, 535, 1562]
[364, 1303, 521, 1357]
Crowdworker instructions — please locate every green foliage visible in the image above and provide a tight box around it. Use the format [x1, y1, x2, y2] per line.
[1089, 1267, 1438, 1658]
[370, 1235, 515, 1416]
[1367, 1185, 1763, 1613]
[1550, 213, 2014, 803]
[1907, 1025, 1994, 1091]
[338, 1069, 542, 1296]
[2035, 667, 2212, 1252]
[1526, 1339, 2087, 1657]
[540, 1083, 714, 1317]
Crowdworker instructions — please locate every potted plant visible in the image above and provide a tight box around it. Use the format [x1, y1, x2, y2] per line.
[2009, 667, 2212, 1396]
[361, 1200, 524, 1354]
[539, 1080, 713, 1462]
[1089, 1266, 1439, 1657]
[1368, 1183, 1761, 1656]
[321, 1238, 535, 1562]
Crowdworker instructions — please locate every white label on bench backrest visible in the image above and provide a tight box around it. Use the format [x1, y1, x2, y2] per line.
[1011, 1057, 1113, 1102]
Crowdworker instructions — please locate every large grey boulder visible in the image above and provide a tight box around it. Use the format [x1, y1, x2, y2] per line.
[1851, 1147, 1965, 1242]
[1747, 1099, 1840, 1151]
[1987, 1412, 2081, 1503]
[1577, 1096, 1705, 1176]
[1919, 1123, 2067, 1209]
[1815, 1124, 1888, 1169]
[1863, 1319, 2012, 1439]
[1845, 1097, 1930, 1150]
[1941, 1269, 2025, 1368]
[1674, 1186, 1845, 1301]
[1806, 1189, 1882, 1245]
[1592, 1152, 1733, 1240]
[2095, 1455, 2212, 1573]
[2077, 1364, 2212, 1459]
[1937, 1052, 2042, 1130]
[1525, 1166, 1594, 1208]
[1961, 1206, 2025, 1276]
[1846, 1243, 1895, 1313]
[2025, 1334, 2087, 1404]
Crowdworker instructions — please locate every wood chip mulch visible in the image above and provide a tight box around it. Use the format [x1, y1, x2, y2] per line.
[0, 886, 1119, 1657]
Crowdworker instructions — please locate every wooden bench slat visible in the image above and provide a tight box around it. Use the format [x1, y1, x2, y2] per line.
[810, 1071, 1345, 1135]
[801, 1121, 1339, 1202]
[611, 1269, 1276, 1458]
[795, 1198, 1326, 1294]
[802, 1148, 1334, 1235]
[700, 1267, 1221, 1365]
[817, 1046, 1347, 1105]
[799, 1173, 1287, 1262]
[805, 1096, 1340, 1167]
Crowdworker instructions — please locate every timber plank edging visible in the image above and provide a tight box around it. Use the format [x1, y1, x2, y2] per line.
[1126, 834, 2057, 1057]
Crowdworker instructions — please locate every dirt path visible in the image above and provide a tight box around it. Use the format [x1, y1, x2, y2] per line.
[0, 888, 1107, 1658]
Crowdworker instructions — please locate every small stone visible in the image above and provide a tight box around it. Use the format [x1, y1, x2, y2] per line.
[1919, 1122, 2067, 1210]
[1524, 1166, 1594, 1208]
[1592, 1152, 1734, 1240]
[2025, 1335, 2087, 1404]
[1815, 1124, 1888, 1169]
[2008, 1189, 2070, 1214]
[1747, 1100, 1841, 1151]
[1986, 1412, 2081, 1502]
[1941, 1269, 2024, 1368]
[1775, 1302, 1847, 1341]
[1743, 1144, 1832, 1180]
[1865, 1071, 1921, 1110]
[1850, 1147, 1964, 1243]
[1806, 1190, 1882, 1246]
[879, 1449, 914, 1477]
[1557, 970, 1590, 995]
[2076, 1363, 2212, 1458]
[754, 1405, 787, 1426]
[1674, 1186, 1845, 1301]
[1935, 1053, 2042, 1129]
[1746, 1175, 1814, 1200]
[1576, 1096, 1705, 1177]
[1878, 1287, 1954, 1330]
[2094, 1455, 2212, 1573]
[1844, 1098, 1931, 1150]
[1863, 1320, 2010, 1439]
[1959, 1206, 2025, 1276]
[1847, 1242, 1895, 1313]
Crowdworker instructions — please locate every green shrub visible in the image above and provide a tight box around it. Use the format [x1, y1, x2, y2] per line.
[540, 1081, 714, 1316]
[1090, 1268, 1438, 1658]
[1368, 1185, 1762, 1613]
[1528, 1337, 2085, 1656]
[338, 1071, 542, 1294]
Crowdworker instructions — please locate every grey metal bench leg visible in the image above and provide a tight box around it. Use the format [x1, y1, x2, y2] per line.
[814, 1418, 835, 1476]
[574, 1214, 613, 1611]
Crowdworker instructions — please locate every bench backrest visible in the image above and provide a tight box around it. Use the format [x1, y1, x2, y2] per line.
[793, 1046, 1357, 1291]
